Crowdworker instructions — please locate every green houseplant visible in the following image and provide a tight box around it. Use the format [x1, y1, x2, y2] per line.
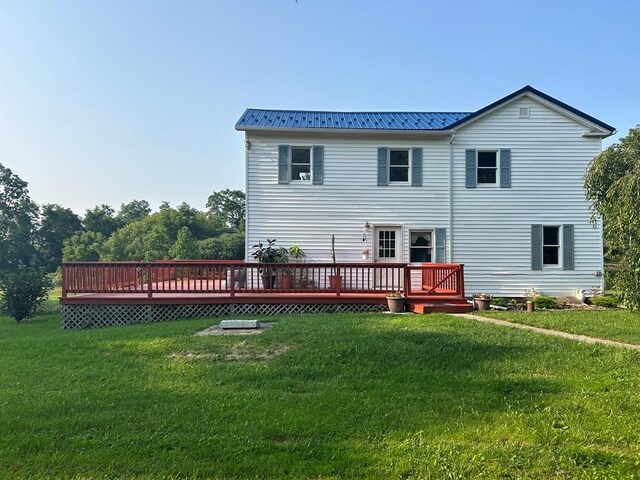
[288, 245, 309, 289]
[251, 239, 280, 289]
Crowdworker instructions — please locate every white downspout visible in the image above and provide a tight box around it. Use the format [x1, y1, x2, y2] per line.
[448, 132, 456, 262]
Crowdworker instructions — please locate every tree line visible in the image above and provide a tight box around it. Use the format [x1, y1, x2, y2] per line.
[0, 162, 245, 320]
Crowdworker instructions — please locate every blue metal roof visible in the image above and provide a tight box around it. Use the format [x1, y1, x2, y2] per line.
[235, 109, 472, 131]
[235, 86, 615, 135]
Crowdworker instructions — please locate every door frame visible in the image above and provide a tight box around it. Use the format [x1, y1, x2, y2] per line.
[373, 225, 404, 263]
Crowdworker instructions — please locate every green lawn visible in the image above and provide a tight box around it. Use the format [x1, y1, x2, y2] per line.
[479, 309, 640, 345]
[1, 312, 640, 478]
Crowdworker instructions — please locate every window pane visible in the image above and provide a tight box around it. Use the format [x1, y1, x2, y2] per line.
[390, 166, 409, 182]
[410, 248, 432, 262]
[478, 151, 496, 167]
[477, 168, 496, 184]
[543, 226, 559, 246]
[291, 164, 310, 181]
[291, 148, 310, 164]
[543, 246, 559, 265]
[411, 232, 432, 247]
[390, 150, 409, 165]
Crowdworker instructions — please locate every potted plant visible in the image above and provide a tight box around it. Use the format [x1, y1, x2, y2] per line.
[289, 245, 309, 289]
[276, 246, 293, 289]
[524, 287, 540, 313]
[386, 291, 406, 313]
[361, 247, 370, 260]
[328, 234, 341, 290]
[473, 292, 492, 311]
[251, 239, 280, 289]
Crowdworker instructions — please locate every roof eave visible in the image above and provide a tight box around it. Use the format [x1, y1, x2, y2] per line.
[235, 125, 454, 135]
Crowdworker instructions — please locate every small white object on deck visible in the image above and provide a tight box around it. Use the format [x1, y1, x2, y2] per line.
[219, 319, 260, 330]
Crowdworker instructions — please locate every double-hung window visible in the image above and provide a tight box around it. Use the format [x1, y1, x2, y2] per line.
[389, 149, 410, 183]
[410, 231, 432, 262]
[477, 151, 498, 185]
[543, 226, 560, 266]
[291, 147, 311, 181]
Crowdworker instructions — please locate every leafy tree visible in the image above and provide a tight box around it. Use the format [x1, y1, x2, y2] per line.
[38, 204, 83, 271]
[206, 189, 245, 230]
[83, 204, 119, 237]
[117, 199, 151, 226]
[198, 232, 245, 260]
[0, 163, 40, 274]
[62, 231, 106, 262]
[584, 126, 640, 309]
[0, 269, 52, 322]
[169, 227, 199, 259]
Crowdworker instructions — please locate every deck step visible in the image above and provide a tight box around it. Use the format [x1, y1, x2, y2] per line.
[406, 300, 473, 314]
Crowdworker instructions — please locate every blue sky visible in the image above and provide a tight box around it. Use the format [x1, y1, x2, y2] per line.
[0, 0, 637, 214]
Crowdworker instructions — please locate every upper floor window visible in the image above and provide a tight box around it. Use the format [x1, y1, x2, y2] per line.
[477, 151, 498, 185]
[291, 147, 311, 181]
[389, 149, 410, 183]
[377, 147, 422, 186]
[465, 148, 511, 188]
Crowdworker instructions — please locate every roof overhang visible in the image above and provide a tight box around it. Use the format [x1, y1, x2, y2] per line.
[235, 125, 454, 137]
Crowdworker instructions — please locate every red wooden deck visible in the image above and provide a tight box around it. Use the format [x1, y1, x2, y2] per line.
[60, 261, 472, 313]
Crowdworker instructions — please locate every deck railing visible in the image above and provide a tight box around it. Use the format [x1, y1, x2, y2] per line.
[61, 261, 465, 298]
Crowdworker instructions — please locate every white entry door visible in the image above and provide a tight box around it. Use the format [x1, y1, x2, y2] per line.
[374, 227, 403, 291]
[375, 227, 402, 263]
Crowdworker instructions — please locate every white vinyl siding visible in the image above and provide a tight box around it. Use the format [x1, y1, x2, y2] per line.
[245, 95, 605, 297]
[452, 96, 603, 296]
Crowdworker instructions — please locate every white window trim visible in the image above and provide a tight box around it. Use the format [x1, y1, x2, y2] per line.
[389, 148, 411, 184]
[409, 229, 434, 264]
[290, 146, 312, 183]
[476, 150, 500, 187]
[542, 225, 562, 269]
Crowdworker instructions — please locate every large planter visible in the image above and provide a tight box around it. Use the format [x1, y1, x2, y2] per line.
[280, 274, 294, 290]
[475, 298, 490, 311]
[329, 275, 342, 291]
[387, 297, 406, 313]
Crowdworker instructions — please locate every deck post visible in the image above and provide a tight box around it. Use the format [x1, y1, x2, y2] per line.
[61, 264, 67, 298]
[147, 264, 153, 298]
[230, 266, 235, 297]
[458, 264, 465, 298]
[403, 265, 410, 297]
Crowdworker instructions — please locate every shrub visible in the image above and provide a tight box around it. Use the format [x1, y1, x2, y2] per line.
[0, 269, 52, 322]
[590, 296, 619, 308]
[491, 297, 507, 307]
[533, 295, 560, 309]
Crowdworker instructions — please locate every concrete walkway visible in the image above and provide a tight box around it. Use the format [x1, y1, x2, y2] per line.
[451, 313, 640, 352]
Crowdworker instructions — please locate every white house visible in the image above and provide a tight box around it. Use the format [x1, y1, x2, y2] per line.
[235, 86, 615, 297]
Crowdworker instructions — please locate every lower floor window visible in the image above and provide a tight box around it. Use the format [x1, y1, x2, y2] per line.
[543, 226, 560, 265]
[410, 231, 432, 262]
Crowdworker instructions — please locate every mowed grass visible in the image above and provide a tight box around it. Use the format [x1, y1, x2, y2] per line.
[1, 312, 640, 478]
[479, 309, 640, 345]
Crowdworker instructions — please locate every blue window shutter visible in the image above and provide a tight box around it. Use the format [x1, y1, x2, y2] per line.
[500, 149, 511, 188]
[531, 224, 543, 270]
[563, 224, 574, 270]
[435, 228, 446, 263]
[411, 148, 423, 186]
[465, 149, 476, 188]
[377, 147, 389, 186]
[312, 145, 324, 185]
[278, 145, 290, 184]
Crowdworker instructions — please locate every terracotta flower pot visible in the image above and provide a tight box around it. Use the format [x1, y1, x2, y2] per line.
[281, 274, 294, 290]
[475, 298, 490, 310]
[387, 297, 406, 313]
[329, 275, 342, 290]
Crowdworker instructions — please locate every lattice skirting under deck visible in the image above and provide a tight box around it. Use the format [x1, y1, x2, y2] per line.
[60, 303, 386, 329]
